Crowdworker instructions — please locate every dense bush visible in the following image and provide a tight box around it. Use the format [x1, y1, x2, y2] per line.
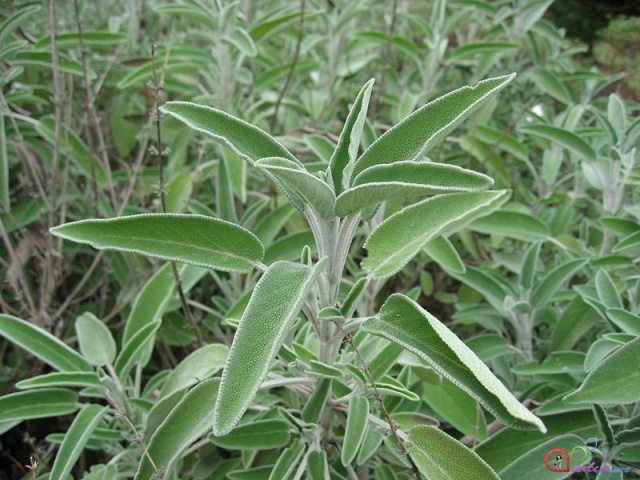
[1, 1, 639, 479]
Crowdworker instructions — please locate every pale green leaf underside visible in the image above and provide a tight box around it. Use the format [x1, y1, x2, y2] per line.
[329, 78, 375, 193]
[50, 405, 107, 480]
[0, 314, 92, 372]
[75, 312, 116, 367]
[352, 74, 516, 179]
[160, 344, 228, 398]
[0, 388, 78, 422]
[361, 294, 546, 432]
[256, 157, 336, 220]
[51, 214, 264, 273]
[563, 336, 640, 405]
[363, 191, 510, 279]
[213, 260, 324, 436]
[341, 396, 369, 466]
[335, 162, 493, 217]
[407, 425, 500, 480]
[423, 236, 466, 274]
[519, 124, 596, 163]
[136, 379, 220, 480]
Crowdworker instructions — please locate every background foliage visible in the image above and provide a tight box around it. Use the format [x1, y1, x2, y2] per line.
[1, 0, 639, 479]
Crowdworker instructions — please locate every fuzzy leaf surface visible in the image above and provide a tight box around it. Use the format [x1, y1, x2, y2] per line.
[363, 191, 509, 279]
[352, 74, 516, 178]
[51, 214, 264, 273]
[335, 162, 493, 216]
[213, 260, 324, 435]
[361, 294, 546, 432]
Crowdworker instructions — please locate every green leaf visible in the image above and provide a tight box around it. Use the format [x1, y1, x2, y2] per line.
[352, 74, 516, 179]
[512, 351, 586, 375]
[0, 388, 78, 422]
[361, 294, 546, 432]
[255, 157, 336, 220]
[269, 443, 306, 480]
[498, 434, 587, 480]
[0, 112, 8, 211]
[210, 419, 291, 450]
[75, 312, 116, 367]
[222, 27, 257, 57]
[0, 314, 92, 372]
[606, 308, 640, 336]
[335, 162, 493, 217]
[50, 405, 107, 480]
[422, 377, 487, 440]
[0, 5, 41, 49]
[307, 450, 330, 480]
[563, 336, 640, 405]
[342, 396, 370, 466]
[51, 214, 264, 273]
[363, 191, 509, 279]
[423, 235, 466, 274]
[302, 379, 333, 424]
[16, 372, 102, 390]
[470, 211, 549, 241]
[213, 260, 324, 435]
[519, 124, 596, 163]
[14, 51, 96, 79]
[114, 321, 161, 379]
[530, 259, 587, 309]
[448, 42, 518, 60]
[159, 344, 228, 398]
[407, 425, 500, 479]
[136, 379, 220, 480]
[595, 269, 622, 309]
[529, 68, 573, 104]
[329, 79, 375, 193]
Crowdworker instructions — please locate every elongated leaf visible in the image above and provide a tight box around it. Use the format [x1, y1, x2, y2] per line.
[213, 260, 324, 435]
[0, 388, 78, 422]
[329, 79, 375, 193]
[114, 321, 161, 379]
[529, 68, 573, 105]
[16, 372, 102, 390]
[302, 379, 333, 424]
[530, 259, 587, 309]
[363, 191, 509, 279]
[75, 312, 116, 367]
[0, 314, 92, 372]
[470, 211, 549, 241]
[352, 74, 516, 179]
[335, 162, 493, 217]
[160, 102, 298, 165]
[14, 51, 96, 79]
[308, 450, 330, 480]
[256, 157, 336, 220]
[269, 443, 306, 480]
[210, 419, 291, 449]
[0, 5, 41, 48]
[606, 308, 640, 336]
[136, 379, 220, 480]
[595, 269, 622, 309]
[519, 124, 596, 163]
[407, 425, 500, 479]
[423, 235, 466, 274]
[0, 112, 8, 211]
[563, 336, 640, 405]
[159, 344, 228, 398]
[342, 396, 370, 466]
[361, 294, 546, 432]
[50, 405, 107, 480]
[51, 214, 264, 273]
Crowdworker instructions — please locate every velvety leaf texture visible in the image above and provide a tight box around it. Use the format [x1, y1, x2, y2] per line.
[361, 294, 546, 432]
[213, 260, 324, 436]
[51, 214, 264, 273]
[335, 162, 493, 217]
[363, 190, 509, 279]
[408, 425, 500, 480]
[352, 74, 516, 179]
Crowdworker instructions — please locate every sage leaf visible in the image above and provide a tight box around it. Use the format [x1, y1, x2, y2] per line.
[363, 190, 509, 279]
[213, 260, 324, 436]
[335, 162, 493, 217]
[352, 74, 516, 179]
[341, 396, 370, 466]
[407, 425, 500, 480]
[135, 379, 220, 480]
[211, 419, 291, 450]
[256, 157, 336, 220]
[269, 443, 306, 480]
[0, 388, 78, 422]
[563, 336, 640, 405]
[0, 314, 92, 372]
[519, 124, 596, 163]
[51, 214, 264, 273]
[530, 259, 587, 309]
[329, 79, 375, 193]
[75, 312, 116, 367]
[361, 294, 546, 432]
[16, 372, 102, 390]
[50, 405, 107, 480]
[469, 211, 550, 241]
